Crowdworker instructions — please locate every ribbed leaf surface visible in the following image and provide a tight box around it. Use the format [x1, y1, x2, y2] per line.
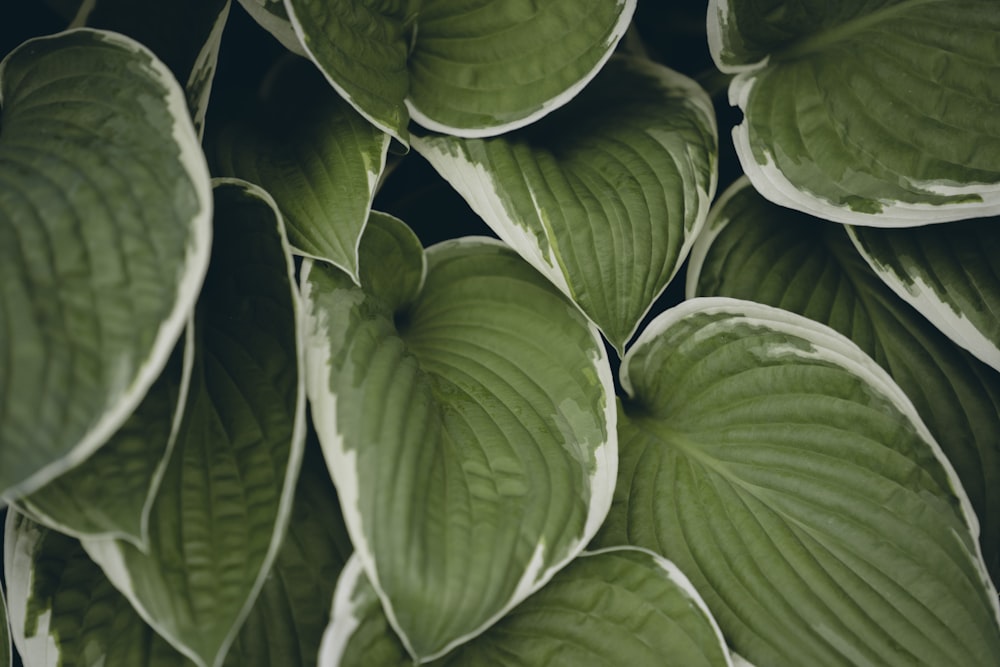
[413, 56, 717, 350]
[595, 297, 1000, 667]
[709, 0, 1000, 224]
[301, 215, 616, 661]
[0, 29, 212, 499]
[4, 511, 191, 667]
[16, 331, 190, 546]
[214, 58, 389, 279]
[82, 180, 305, 667]
[285, 0, 634, 141]
[850, 222, 1000, 371]
[687, 178, 1000, 581]
[323, 548, 733, 667]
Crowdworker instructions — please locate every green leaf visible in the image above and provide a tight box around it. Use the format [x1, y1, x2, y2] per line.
[4, 510, 192, 667]
[709, 0, 1000, 224]
[413, 55, 717, 351]
[1, 570, 8, 667]
[405, 0, 636, 137]
[71, 0, 232, 138]
[81, 179, 305, 667]
[0, 28, 212, 499]
[16, 326, 191, 547]
[687, 177, 1000, 582]
[323, 547, 733, 667]
[213, 57, 390, 279]
[595, 296, 1000, 666]
[301, 214, 617, 661]
[849, 222, 1000, 372]
[223, 434, 354, 667]
[284, 0, 636, 142]
[235, 0, 305, 55]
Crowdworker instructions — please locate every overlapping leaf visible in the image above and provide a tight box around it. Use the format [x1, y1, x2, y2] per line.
[235, 0, 305, 55]
[709, 0, 1000, 224]
[849, 222, 1000, 371]
[595, 296, 1000, 666]
[687, 177, 1000, 581]
[301, 212, 616, 661]
[82, 180, 304, 667]
[16, 327, 191, 547]
[0, 29, 212, 499]
[213, 58, 390, 279]
[322, 547, 733, 667]
[285, 0, 635, 142]
[70, 0, 231, 138]
[414, 55, 717, 351]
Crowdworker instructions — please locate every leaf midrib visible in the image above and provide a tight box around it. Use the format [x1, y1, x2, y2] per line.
[773, 0, 941, 63]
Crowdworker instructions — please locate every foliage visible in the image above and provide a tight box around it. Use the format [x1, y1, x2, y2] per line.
[1, 1, 999, 666]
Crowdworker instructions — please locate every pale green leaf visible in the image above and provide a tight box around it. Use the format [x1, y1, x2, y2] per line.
[687, 177, 1000, 581]
[323, 548, 733, 667]
[405, 0, 635, 137]
[595, 296, 1000, 666]
[413, 55, 717, 351]
[16, 325, 192, 547]
[709, 0, 1000, 224]
[0, 28, 212, 499]
[213, 57, 390, 279]
[301, 215, 617, 661]
[82, 179, 305, 667]
[4, 510, 192, 667]
[223, 435, 354, 667]
[71, 0, 232, 138]
[235, 0, 305, 55]
[850, 222, 1000, 371]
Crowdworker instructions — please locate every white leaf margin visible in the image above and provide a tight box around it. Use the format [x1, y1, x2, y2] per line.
[412, 57, 718, 351]
[301, 235, 618, 663]
[16, 319, 196, 550]
[0, 28, 213, 501]
[620, 295, 1000, 629]
[80, 179, 306, 667]
[186, 1, 232, 140]
[405, 0, 638, 139]
[684, 176, 752, 301]
[0, 560, 9, 667]
[236, 0, 307, 56]
[847, 227, 1000, 372]
[4, 510, 58, 667]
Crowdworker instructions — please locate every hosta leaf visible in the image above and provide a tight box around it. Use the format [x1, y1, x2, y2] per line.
[71, 0, 232, 138]
[223, 435, 354, 667]
[687, 177, 1000, 581]
[405, 0, 635, 137]
[301, 213, 616, 661]
[323, 547, 733, 667]
[595, 296, 1000, 666]
[0, 29, 212, 499]
[709, 0, 1000, 225]
[213, 58, 390, 279]
[849, 222, 1000, 372]
[82, 180, 305, 667]
[235, 0, 305, 56]
[4, 511, 191, 667]
[16, 326, 192, 546]
[413, 55, 717, 351]
[284, 0, 635, 142]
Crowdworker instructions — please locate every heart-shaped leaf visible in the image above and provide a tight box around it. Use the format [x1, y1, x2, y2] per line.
[595, 296, 1000, 666]
[709, 0, 1000, 224]
[849, 222, 1000, 372]
[69, 0, 232, 138]
[687, 177, 1000, 582]
[82, 179, 305, 667]
[16, 326, 191, 547]
[0, 28, 213, 499]
[213, 57, 390, 279]
[301, 212, 616, 661]
[413, 55, 717, 351]
[322, 547, 734, 667]
[4, 510, 191, 667]
[284, 0, 635, 142]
